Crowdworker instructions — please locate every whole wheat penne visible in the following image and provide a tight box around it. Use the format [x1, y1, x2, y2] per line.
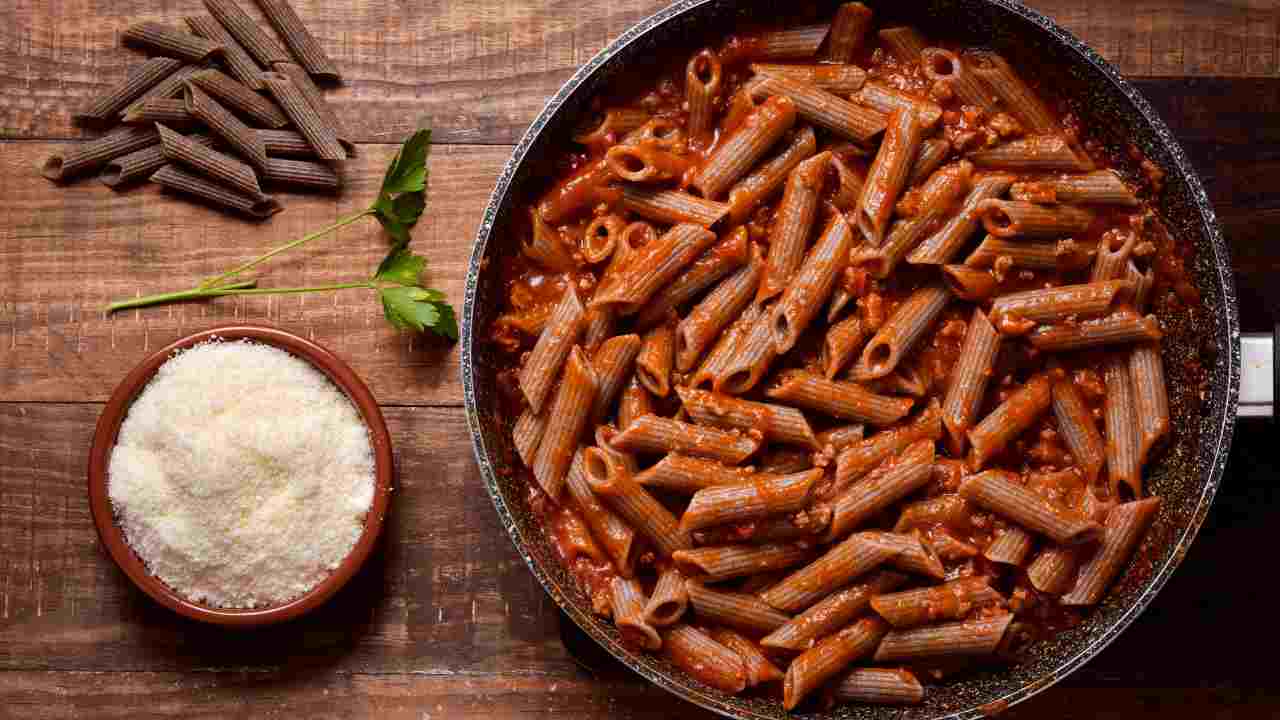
[827, 3, 874, 62]
[966, 374, 1052, 469]
[919, 47, 992, 110]
[760, 570, 906, 652]
[698, 506, 834, 546]
[829, 668, 925, 705]
[909, 174, 1015, 265]
[520, 207, 576, 272]
[855, 161, 972, 278]
[677, 246, 764, 372]
[893, 494, 973, 533]
[718, 307, 780, 395]
[871, 576, 1003, 628]
[906, 137, 951, 187]
[822, 314, 867, 379]
[612, 577, 662, 650]
[761, 533, 898, 612]
[941, 265, 998, 301]
[252, 0, 341, 80]
[757, 449, 814, 476]
[531, 347, 599, 500]
[758, 152, 830, 303]
[595, 425, 639, 475]
[681, 469, 821, 533]
[978, 199, 1095, 238]
[1061, 497, 1160, 605]
[606, 144, 692, 184]
[151, 163, 281, 217]
[873, 614, 1014, 662]
[637, 228, 749, 329]
[641, 567, 689, 627]
[612, 415, 760, 465]
[1092, 229, 1138, 282]
[269, 63, 352, 153]
[257, 128, 316, 157]
[125, 98, 197, 127]
[204, 0, 290, 66]
[689, 304, 760, 391]
[816, 424, 867, 453]
[686, 580, 792, 635]
[771, 213, 856, 352]
[709, 627, 784, 687]
[584, 310, 616, 352]
[537, 157, 617, 223]
[261, 71, 345, 160]
[590, 334, 642, 424]
[1129, 343, 1169, 463]
[585, 446, 691, 556]
[674, 542, 812, 583]
[784, 617, 889, 710]
[685, 49, 723, 142]
[42, 125, 160, 183]
[185, 15, 263, 91]
[121, 64, 206, 118]
[746, 73, 887, 142]
[691, 96, 796, 199]
[261, 157, 340, 190]
[1126, 259, 1156, 312]
[591, 224, 717, 315]
[519, 289, 586, 413]
[622, 117, 686, 150]
[827, 440, 934, 540]
[984, 525, 1035, 566]
[1050, 376, 1106, 485]
[604, 220, 655, 275]
[941, 308, 1001, 455]
[513, 406, 548, 465]
[864, 531, 945, 579]
[635, 323, 675, 398]
[100, 134, 215, 188]
[566, 449, 637, 576]
[662, 624, 748, 694]
[856, 80, 942, 129]
[123, 22, 222, 63]
[1028, 311, 1162, 352]
[991, 280, 1131, 327]
[1010, 170, 1138, 206]
[726, 126, 817, 224]
[960, 471, 1101, 545]
[830, 154, 867, 212]
[574, 107, 650, 148]
[1102, 352, 1143, 498]
[751, 63, 867, 95]
[1026, 544, 1083, 594]
[184, 84, 268, 169]
[766, 371, 914, 427]
[189, 68, 288, 128]
[737, 24, 829, 59]
[853, 285, 950, 381]
[964, 50, 1057, 134]
[970, 135, 1091, 172]
[636, 454, 755, 495]
[577, 214, 622, 265]
[877, 26, 926, 62]
[830, 401, 941, 499]
[964, 234, 1060, 269]
[677, 387, 818, 448]
[75, 57, 186, 122]
[855, 109, 925, 246]
[615, 384, 655, 438]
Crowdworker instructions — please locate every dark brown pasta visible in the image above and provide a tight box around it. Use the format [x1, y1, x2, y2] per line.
[273, 62, 353, 153]
[74, 57, 185, 123]
[122, 22, 223, 63]
[261, 157, 341, 190]
[42, 126, 160, 183]
[261, 72, 346, 161]
[185, 14, 266, 91]
[185, 84, 270, 169]
[189, 68, 290, 128]
[252, 0, 342, 81]
[122, 98, 196, 126]
[203, 0, 292, 66]
[157, 123, 263, 197]
[150, 164, 281, 218]
[100, 134, 216, 189]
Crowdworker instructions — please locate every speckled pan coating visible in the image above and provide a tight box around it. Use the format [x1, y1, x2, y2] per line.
[461, 1, 1239, 719]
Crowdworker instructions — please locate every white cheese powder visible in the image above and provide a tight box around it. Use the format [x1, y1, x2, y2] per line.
[108, 339, 376, 608]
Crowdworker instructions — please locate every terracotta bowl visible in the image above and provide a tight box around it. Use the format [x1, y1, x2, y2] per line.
[87, 324, 394, 627]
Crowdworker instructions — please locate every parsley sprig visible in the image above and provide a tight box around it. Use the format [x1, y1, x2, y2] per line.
[107, 129, 457, 340]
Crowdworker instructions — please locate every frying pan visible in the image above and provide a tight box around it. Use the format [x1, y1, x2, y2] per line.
[462, 1, 1254, 717]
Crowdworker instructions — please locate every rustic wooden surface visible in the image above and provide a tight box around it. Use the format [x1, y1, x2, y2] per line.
[2, 1, 1278, 717]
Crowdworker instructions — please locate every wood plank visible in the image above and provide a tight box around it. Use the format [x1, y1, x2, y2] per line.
[1, 0, 1276, 143]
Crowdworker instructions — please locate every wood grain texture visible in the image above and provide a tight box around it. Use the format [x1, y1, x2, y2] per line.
[1, 0, 1278, 143]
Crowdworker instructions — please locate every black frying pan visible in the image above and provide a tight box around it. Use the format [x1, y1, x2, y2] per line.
[461, 1, 1242, 717]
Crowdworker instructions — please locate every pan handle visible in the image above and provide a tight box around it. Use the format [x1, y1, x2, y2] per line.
[1240, 329, 1276, 418]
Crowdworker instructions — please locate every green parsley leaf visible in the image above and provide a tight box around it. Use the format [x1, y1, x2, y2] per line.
[371, 128, 431, 248]
[372, 248, 456, 339]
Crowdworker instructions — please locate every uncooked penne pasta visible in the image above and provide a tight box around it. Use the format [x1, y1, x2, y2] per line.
[591, 224, 717, 316]
[122, 21, 222, 62]
[761, 533, 898, 612]
[691, 96, 797, 199]
[941, 265, 998, 301]
[686, 580, 792, 635]
[855, 161, 972, 278]
[150, 164, 281, 218]
[864, 531, 945, 579]
[677, 246, 763, 372]
[42, 125, 160, 183]
[573, 107, 650, 148]
[760, 570, 906, 652]
[747, 73, 888, 142]
[966, 374, 1052, 469]
[677, 387, 818, 448]
[519, 288, 586, 413]
[1061, 497, 1161, 605]
[189, 68, 289, 128]
[984, 525, 1035, 566]
[1010, 170, 1139, 206]
[822, 313, 867, 379]
[737, 24, 829, 59]
[970, 135, 1091, 172]
[261, 157, 341, 190]
[100, 134, 215, 188]
[612, 415, 760, 465]
[784, 617, 888, 710]
[854, 109, 925, 246]
[871, 576, 1003, 628]
[591, 334, 642, 424]
[964, 50, 1058, 134]
[908, 174, 1015, 265]
[709, 627, 784, 687]
[204, 0, 289, 65]
[831, 400, 942, 498]
[766, 371, 915, 427]
[636, 227, 749, 330]
[829, 668, 925, 705]
[941, 308, 1001, 455]
[185, 84, 268, 170]
[124, 98, 195, 126]
[873, 614, 1014, 662]
[635, 454, 754, 495]
[686, 49, 722, 141]
[827, 3, 874, 62]
[758, 151, 830, 304]
[752, 63, 867, 95]
[635, 323, 675, 398]
[585, 446, 691, 556]
[960, 471, 1102, 545]
[75, 57, 185, 122]
[1028, 312, 1162, 353]
[644, 567, 689, 627]
[681, 469, 821, 533]
[157, 123, 260, 197]
[612, 577, 662, 650]
[185, 15, 263, 91]
[726, 126, 818, 225]
[1091, 229, 1138, 282]
[771, 213, 856, 352]
[674, 543, 813, 583]
[252, 0, 341, 80]
[826, 440, 934, 541]
[1103, 352, 1143, 498]
[978, 199, 1095, 238]
[261, 72, 345, 161]
[991, 280, 1131, 327]
[531, 347, 599, 501]
[853, 285, 950, 381]
[1129, 343, 1170, 463]
[121, 63, 205, 118]
[566, 449, 637, 576]
[662, 624, 748, 694]
[855, 80, 942, 129]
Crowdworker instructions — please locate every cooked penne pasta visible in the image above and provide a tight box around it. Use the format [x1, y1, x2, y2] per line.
[758, 152, 830, 304]
[1028, 311, 1162, 352]
[605, 144, 692, 184]
[830, 401, 942, 499]
[686, 580, 792, 635]
[827, 440, 934, 540]
[617, 377, 654, 431]
[871, 576, 1003, 628]
[580, 214, 625, 265]
[574, 107, 650, 148]
[941, 308, 1001, 454]
[519, 289, 586, 413]
[1026, 544, 1084, 594]
[681, 468, 821, 533]
[822, 313, 868, 379]
[693, 506, 833, 546]
[689, 303, 763, 391]
[873, 614, 1014, 662]
[1051, 375, 1106, 484]
[677, 387, 818, 448]
[585, 446, 692, 557]
[966, 374, 1052, 469]
[512, 408, 547, 466]
[566, 449, 638, 576]
[718, 306, 781, 395]
[612, 577, 662, 650]
[662, 624, 748, 694]
[591, 224, 717, 316]
[612, 415, 761, 465]
[726, 126, 818, 224]
[964, 234, 1062, 270]
[877, 26, 927, 64]
[959, 471, 1102, 545]
[635, 323, 675, 398]
[991, 280, 1132, 327]
[830, 154, 867, 212]
[1010, 170, 1139, 206]
[746, 73, 888, 142]
[620, 185, 730, 228]
[984, 525, 1035, 566]
[941, 265, 998, 301]
[856, 80, 942, 129]
[964, 50, 1058, 134]
[771, 213, 856, 352]
[1127, 259, 1156, 312]
[864, 530, 946, 579]
[766, 371, 915, 427]
[855, 161, 973, 278]
[674, 542, 813, 583]
[709, 627, 784, 687]
[1103, 352, 1143, 498]
[677, 245, 764, 372]
[969, 135, 1091, 172]
[1061, 497, 1161, 605]
[783, 617, 889, 709]
[829, 667, 925, 705]
[827, 3, 874, 62]
[531, 347, 599, 501]
[978, 199, 1095, 238]
[1092, 229, 1138, 282]
[636, 227, 749, 330]
[691, 95, 797, 199]
[644, 567, 689, 627]
[761, 533, 899, 612]
[635, 454, 755, 495]
[751, 63, 866, 95]
[854, 109, 925, 246]
[538, 158, 618, 224]
[686, 49, 723, 141]
[760, 570, 906, 652]
[853, 285, 950, 381]
[1129, 343, 1170, 463]
[919, 46, 992, 110]
[908, 174, 1015, 265]
[590, 334, 642, 424]
[907, 137, 952, 186]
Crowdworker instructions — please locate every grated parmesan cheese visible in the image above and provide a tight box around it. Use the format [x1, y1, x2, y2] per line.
[108, 339, 376, 608]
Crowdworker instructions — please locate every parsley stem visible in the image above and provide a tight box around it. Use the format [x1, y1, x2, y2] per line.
[107, 281, 373, 314]
[196, 208, 375, 290]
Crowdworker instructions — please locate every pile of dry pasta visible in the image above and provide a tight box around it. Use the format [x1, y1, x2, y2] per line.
[40, 0, 347, 218]
[500, 2, 1176, 711]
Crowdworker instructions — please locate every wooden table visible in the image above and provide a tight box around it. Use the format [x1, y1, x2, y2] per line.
[2, 1, 1277, 717]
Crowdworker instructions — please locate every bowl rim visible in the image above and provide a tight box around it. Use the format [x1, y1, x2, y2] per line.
[87, 323, 395, 627]
[461, 0, 1238, 717]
